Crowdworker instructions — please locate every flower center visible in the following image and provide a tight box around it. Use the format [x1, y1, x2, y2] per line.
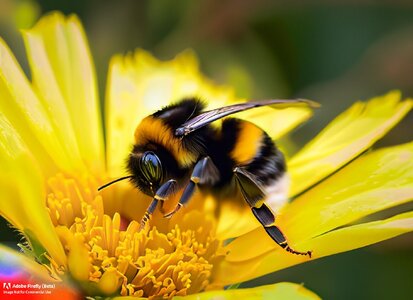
[45, 173, 226, 298]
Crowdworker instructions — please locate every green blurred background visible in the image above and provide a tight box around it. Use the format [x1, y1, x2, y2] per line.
[1, 0, 413, 299]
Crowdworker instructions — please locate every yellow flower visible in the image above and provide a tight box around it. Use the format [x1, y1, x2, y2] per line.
[1, 11, 413, 299]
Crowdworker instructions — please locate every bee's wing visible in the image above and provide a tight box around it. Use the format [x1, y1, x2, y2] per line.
[175, 99, 319, 136]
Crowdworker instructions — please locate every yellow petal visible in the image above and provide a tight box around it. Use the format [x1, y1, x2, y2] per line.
[105, 49, 236, 176]
[288, 91, 413, 196]
[224, 142, 413, 262]
[0, 37, 75, 173]
[21, 20, 82, 171]
[173, 282, 320, 300]
[282, 142, 413, 239]
[0, 112, 66, 266]
[215, 212, 413, 285]
[216, 201, 257, 240]
[306, 211, 413, 256]
[22, 12, 104, 173]
[0, 245, 56, 282]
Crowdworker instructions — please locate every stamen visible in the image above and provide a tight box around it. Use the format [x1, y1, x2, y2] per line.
[45, 173, 226, 298]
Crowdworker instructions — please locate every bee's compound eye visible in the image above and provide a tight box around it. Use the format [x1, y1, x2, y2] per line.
[139, 151, 163, 183]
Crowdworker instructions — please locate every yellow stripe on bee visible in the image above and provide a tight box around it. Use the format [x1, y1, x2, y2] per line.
[134, 116, 197, 167]
[230, 121, 263, 164]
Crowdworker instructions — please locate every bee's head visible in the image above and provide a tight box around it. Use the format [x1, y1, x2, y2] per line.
[97, 150, 164, 194]
[127, 150, 163, 195]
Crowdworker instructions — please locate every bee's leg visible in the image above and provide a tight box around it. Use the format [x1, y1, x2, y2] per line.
[233, 167, 312, 257]
[164, 156, 219, 218]
[139, 179, 176, 230]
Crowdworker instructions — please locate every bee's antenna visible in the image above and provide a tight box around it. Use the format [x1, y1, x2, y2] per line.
[98, 176, 133, 191]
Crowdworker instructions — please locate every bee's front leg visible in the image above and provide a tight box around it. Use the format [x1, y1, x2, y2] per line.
[139, 179, 176, 230]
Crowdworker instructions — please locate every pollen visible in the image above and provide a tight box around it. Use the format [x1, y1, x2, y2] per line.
[45, 173, 226, 299]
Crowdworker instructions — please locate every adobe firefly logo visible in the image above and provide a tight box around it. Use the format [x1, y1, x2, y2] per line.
[3, 283, 11, 289]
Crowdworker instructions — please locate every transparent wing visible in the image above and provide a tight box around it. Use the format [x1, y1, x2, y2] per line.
[175, 99, 319, 136]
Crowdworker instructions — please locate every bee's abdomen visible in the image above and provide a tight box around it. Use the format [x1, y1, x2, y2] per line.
[244, 133, 286, 186]
[217, 118, 286, 187]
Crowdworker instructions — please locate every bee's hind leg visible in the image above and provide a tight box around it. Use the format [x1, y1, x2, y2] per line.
[139, 179, 176, 230]
[164, 156, 219, 218]
[233, 167, 312, 258]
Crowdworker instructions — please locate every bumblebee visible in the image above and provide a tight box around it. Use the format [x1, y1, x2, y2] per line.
[99, 98, 319, 257]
